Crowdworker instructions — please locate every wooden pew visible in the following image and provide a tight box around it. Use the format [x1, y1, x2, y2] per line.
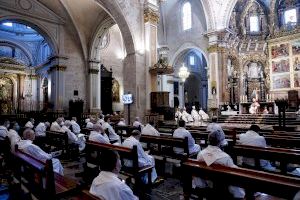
[13, 146, 78, 200]
[84, 141, 153, 189]
[230, 144, 300, 175]
[182, 159, 300, 200]
[81, 190, 103, 200]
[264, 135, 300, 149]
[114, 125, 139, 142]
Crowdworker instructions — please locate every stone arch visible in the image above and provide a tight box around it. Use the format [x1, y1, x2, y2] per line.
[0, 39, 34, 65]
[0, 16, 58, 55]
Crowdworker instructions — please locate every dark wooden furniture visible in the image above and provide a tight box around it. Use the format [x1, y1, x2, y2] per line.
[84, 141, 153, 189]
[182, 159, 300, 200]
[13, 146, 78, 200]
[101, 64, 112, 114]
[114, 125, 140, 142]
[230, 144, 300, 175]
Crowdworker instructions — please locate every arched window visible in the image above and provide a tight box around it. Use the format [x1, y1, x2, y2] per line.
[182, 2, 192, 31]
[249, 15, 260, 32]
[277, 0, 299, 29]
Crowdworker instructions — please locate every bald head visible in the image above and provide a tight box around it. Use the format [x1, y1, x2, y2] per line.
[208, 130, 225, 147]
[23, 128, 35, 141]
[93, 123, 104, 133]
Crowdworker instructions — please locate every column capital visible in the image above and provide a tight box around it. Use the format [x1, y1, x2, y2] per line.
[48, 65, 67, 73]
[27, 74, 39, 79]
[144, 6, 159, 24]
[88, 68, 99, 74]
[207, 44, 226, 53]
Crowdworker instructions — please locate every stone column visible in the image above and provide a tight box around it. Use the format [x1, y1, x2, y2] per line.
[17, 74, 25, 112]
[88, 60, 101, 113]
[48, 65, 66, 111]
[144, 0, 160, 109]
[28, 74, 38, 111]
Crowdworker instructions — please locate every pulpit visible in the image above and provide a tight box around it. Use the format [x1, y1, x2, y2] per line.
[150, 92, 174, 120]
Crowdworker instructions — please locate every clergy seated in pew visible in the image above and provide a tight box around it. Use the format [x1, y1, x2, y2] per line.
[85, 118, 95, 129]
[96, 114, 104, 125]
[173, 120, 201, 156]
[13, 144, 77, 200]
[18, 129, 64, 175]
[89, 124, 110, 144]
[0, 119, 10, 140]
[24, 118, 35, 129]
[239, 124, 276, 172]
[84, 140, 154, 190]
[132, 117, 144, 131]
[102, 115, 121, 144]
[50, 117, 65, 133]
[70, 117, 81, 134]
[230, 145, 300, 176]
[62, 120, 86, 151]
[192, 129, 245, 199]
[207, 116, 228, 147]
[141, 120, 160, 136]
[35, 121, 50, 137]
[122, 130, 161, 184]
[89, 150, 138, 200]
[182, 159, 300, 200]
[7, 122, 22, 152]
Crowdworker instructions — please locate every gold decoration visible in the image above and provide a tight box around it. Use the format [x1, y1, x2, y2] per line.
[207, 44, 225, 53]
[144, 7, 159, 24]
[149, 57, 174, 75]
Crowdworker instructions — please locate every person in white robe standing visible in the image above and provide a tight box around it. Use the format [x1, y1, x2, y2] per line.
[70, 117, 81, 134]
[18, 129, 64, 175]
[89, 150, 138, 200]
[193, 130, 245, 199]
[122, 130, 158, 184]
[34, 122, 50, 137]
[97, 114, 105, 125]
[50, 118, 65, 133]
[239, 124, 275, 171]
[132, 117, 144, 131]
[141, 121, 160, 136]
[0, 119, 10, 140]
[102, 115, 120, 144]
[89, 124, 110, 144]
[24, 118, 35, 129]
[191, 106, 201, 125]
[173, 120, 200, 155]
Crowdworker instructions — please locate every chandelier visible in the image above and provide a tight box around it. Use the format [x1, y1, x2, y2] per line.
[178, 64, 190, 82]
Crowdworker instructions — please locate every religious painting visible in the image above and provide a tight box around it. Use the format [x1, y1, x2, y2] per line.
[112, 78, 120, 102]
[292, 40, 300, 55]
[272, 74, 291, 89]
[245, 62, 263, 79]
[294, 57, 300, 71]
[272, 59, 290, 73]
[271, 43, 289, 59]
[294, 72, 300, 87]
[0, 77, 13, 114]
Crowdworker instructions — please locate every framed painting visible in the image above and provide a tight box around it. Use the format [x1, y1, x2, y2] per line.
[271, 43, 289, 59]
[272, 59, 290, 73]
[294, 72, 300, 87]
[272, 74, 291, 89]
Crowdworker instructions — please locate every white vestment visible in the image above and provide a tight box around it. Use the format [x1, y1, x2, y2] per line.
[122, 136, 157, 183]
[206, 123, 228, 146]
[71, 120, 81, 134]
[182, 111, 193, 122]
[102, 122, 120, 143]
[191, 109, 200, 122]
[175, 111, 182, 122]
[35, 122, 47, 137]
[89, 131, 110, 144]
[17, 140, 64, 175]
[193, 145, 245, 199]
[199, 109, 209, 121]
[132, 121, 144, 130]
[24, 121, 34, 129]
[7, 129, 21, 152]
[86, 122, 94, 129]
[0, 126, 8, 140]
[173, 127, 201, 155]
[62, 125, 86, 151]
[239, 130, 275, 171]
[141, 124, 160, 136]
[89, 171, 138, 200]
[50, 121, 64, 133]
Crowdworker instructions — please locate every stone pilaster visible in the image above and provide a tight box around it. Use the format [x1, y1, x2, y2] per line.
[17, 74, 26, 111]
[88, 60, 101, 113]
[48, 65, 66, 111]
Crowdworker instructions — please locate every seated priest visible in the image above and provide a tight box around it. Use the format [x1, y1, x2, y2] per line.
[206, 116, 228, 147]
[89, 124, 110, 144]
[239, 124, 276, 171]
[117, 118, 127, 135]
[89, 150, 138, 200]
[7, 122, 21, 152]
[199, 108, 209, 121]
[175, 107, 182, 122]
[0, 119, 10, 140]
[141, 120, 160, 136]
[85, 118, 94, 129]
[173, 120, 201, 155]
[191, 106, 201, 124]
[70, 117, 81, 134]
[182, 107, 193, 123]
[97, 114, 105, 125]
[122, 130, 158, 184]
[62, 120, 86, 151]
[193, 130, 245, 199]
[102, 115, 120, 144]
[24, 118, 35, 129]
[132, 117, 144, 131]
[17, 129, 64, 175]
[50, 117, 65, 133]
[34, 121, 50, 137]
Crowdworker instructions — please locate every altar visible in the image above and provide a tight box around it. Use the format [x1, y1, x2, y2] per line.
[239, 102, 276, 114]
